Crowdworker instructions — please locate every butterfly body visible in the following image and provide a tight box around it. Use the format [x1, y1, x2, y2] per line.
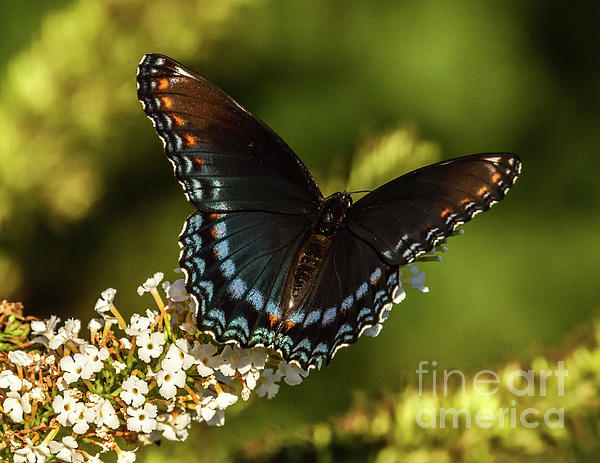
[282, 192, 352, 319]
[137, 54, 522, 369]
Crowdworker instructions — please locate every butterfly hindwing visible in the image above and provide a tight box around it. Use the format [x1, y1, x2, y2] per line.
[137, 54, 322, 213]
[179, 210, 311, 347]
[347, 153, 521, 265]
[281, 229, 399, 367]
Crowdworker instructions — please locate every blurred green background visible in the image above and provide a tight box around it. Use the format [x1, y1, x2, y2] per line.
[1, 0, 599, 461]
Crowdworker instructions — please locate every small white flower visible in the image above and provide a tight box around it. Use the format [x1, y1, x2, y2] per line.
[69, 402, 95, 434]
[13, 447, 35, 463]
[120, 376, 149, 407]
[215, 392, 238, 410]
[219, 345, 252, 376]
[49, 436, 82, 463]
[137, 272, 164, 296]
[49, 318, 84, 350]
[407, 265, 429, 293]
[84, 345, 110, 375]
[125, 313, 152, 336]
[249, 347, 269, 370]
[113, 361, 127, 374]
[241, 368, 261, 400]
[0, 370, 22, 391]
[156, 411, 191, 441]
[14, 441, 50, 463]
[60, 353, 89, 384]
[156, 368, 186, 399]
[8, 350, 32, 367]
[162, 278, 188, 302]
[117, 449, 138, 463]
[45, 354, 56, 365]
[30, 316, 60, 348]
[94, 288, 117, 314]
[136, 332, 165, 363]
[165, 339, 196, 370]
[88, 317, 104, 334]
[94, 398, 120, 429]
[52, 391, 78, 426]
[48, 331, 68, 350]
[256, 368, 282, 399]
[191, 342, 219, 377]
[120, 337, 132, 350]
[161, 351, 183, 373]
[3, 391, 31, 423]
[64, 318, 82, 338]
[126, 402, 158, 433]
[278, 362, 309, 386]
[29, 387, 44, 401]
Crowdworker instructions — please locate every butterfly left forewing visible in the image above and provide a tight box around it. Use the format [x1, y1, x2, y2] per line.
[347, 153, 521, 265]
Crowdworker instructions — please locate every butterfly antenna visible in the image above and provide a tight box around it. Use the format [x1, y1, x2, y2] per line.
[348, 189, 372, 195]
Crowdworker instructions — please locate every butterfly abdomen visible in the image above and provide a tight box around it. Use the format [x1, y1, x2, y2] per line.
[280, 193, 353, 321]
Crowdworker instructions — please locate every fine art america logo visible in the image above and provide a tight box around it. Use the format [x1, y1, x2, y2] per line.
[415, 361, 567, 429]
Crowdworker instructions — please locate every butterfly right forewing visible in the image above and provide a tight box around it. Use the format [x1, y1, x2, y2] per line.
[347, 153, 521, 265]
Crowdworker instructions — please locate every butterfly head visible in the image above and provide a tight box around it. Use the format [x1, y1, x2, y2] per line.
[317, 192, 352, 235]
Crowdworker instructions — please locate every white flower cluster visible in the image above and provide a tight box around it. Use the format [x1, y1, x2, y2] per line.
[0, 260, 434, 462]
[0, 272, 313, 463]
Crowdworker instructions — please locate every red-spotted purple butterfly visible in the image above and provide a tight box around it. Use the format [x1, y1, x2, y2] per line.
[137, 54, 521, 369]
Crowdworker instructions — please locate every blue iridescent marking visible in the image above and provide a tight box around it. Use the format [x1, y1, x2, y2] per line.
[356, 282, 368, 300]
[293, 338, 311, 353]
[212, 222, 226, 238]
[358, 307, 371, 320]
[214, 241, 229, 259]
[191, 213, 203, 227]
[375, 289, 386, 301]
[304, 310, 321, 326]
[266, 301, 279, 316]
[227, 315, 250, 337]
[322, 307, 337, 325]
[314, 342, 328, 354]
[335, 323, 353, 339]
[206, 308, 226, 327]
[220, 259, 235, 278]
[198, 280, 214, 300]
[246, 288, 264, 310]
[289, 310, 306, 324]
[228, 278, 247, 299]
[370, 268, 382, 284]
[341, 295, 354, 311]
[190, 256, 205, 275]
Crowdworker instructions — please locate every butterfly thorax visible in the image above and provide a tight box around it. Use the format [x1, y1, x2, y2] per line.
[280, 193, 352, 321]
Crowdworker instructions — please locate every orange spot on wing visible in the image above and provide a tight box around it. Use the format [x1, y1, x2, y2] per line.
[184, 134, 197, 147]
[269, 314, 279, 328]
[284, 321, 296, 331]
[172, 114, 185, 126]
[208, 213, 221, 221]
[491, 172, 501, 183]
[373, 276, 380, 285]
[158, 78, 169, 90]
[441, 208, 452, 218]
[192, 157, 204, 167]
[161, 96, 173, 109]
[210, 227, 218, 238]
[477, 186, 488, 196]
[460, 198, 471, 206]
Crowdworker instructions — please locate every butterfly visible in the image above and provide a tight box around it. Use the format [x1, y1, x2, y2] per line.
[137, 54, 521, 369]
